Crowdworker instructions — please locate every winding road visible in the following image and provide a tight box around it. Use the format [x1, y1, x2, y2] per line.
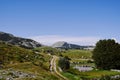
[50, 55, 68, 80]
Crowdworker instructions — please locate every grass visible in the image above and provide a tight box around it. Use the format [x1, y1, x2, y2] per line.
[62, 50, 92, 59]
[75, 70, 120, 79]
[6, 62, 59, 80]
[4, 51, 58, 80]
[63, 69, 120, 79]
[62, 72, 82, 80]
[62, 49, 95, 67]
[33, 46, 61, 55]
[0, 41, 60, 80]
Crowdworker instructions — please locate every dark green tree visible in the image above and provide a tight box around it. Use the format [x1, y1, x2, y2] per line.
[58, 56, 70, 71]
[92, 39, 120, 70]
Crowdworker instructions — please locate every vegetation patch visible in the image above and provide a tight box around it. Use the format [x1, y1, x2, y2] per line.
[62, 50, 92, 59]
[62, 72, 82, 80]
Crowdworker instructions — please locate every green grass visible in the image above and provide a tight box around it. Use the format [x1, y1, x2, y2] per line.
[65, 67, 120, 79]
[62, 72, 82, 80]
[62, 50, 92, 59]
[33, 46, 61, 55]
[78, 70, 120, 79]
[0, 41, 60, 80]
[6, 62, 59, 80]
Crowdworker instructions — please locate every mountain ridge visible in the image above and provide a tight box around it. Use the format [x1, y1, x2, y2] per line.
[52, 41, 92, 49]
[0, 31, 42, 49]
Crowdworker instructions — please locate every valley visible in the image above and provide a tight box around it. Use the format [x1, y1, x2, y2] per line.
[0, 32, 120, 80]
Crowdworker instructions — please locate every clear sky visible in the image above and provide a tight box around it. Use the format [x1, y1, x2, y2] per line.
[0, 0, 120, 45]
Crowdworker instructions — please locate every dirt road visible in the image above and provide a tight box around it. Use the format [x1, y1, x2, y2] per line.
[50, 56, 68, 80]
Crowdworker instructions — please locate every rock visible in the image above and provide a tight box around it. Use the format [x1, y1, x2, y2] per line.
[0, 32, 42, 49]
[0, 69, 36, 79]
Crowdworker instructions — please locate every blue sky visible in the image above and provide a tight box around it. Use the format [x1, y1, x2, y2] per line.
[0, 0, 120, 45]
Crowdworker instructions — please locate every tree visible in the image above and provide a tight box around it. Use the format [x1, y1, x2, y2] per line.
[92, 39, 120, 70]
[58, 56, 70, 71]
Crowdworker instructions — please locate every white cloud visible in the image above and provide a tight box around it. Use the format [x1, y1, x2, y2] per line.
[29, 35, 101, 46]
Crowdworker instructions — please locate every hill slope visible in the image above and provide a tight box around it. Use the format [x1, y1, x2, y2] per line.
[0, 41, 59, 80]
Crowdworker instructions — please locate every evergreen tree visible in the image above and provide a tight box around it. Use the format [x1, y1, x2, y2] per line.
[92, 39, 120, 70]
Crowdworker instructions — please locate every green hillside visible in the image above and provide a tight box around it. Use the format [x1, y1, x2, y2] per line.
[33, 46, 61, 55]
[0, 41, 59, 80]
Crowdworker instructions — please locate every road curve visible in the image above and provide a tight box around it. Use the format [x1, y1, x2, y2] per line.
[50, 56, 68, 80]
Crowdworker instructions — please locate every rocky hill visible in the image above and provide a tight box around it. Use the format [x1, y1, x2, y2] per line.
[52, 41, 87, 49]
[0, 32, 42, 49]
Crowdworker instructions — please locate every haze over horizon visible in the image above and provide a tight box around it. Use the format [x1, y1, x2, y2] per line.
[0, 0, 120, 45]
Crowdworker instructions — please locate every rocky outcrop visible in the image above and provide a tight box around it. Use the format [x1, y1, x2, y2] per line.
[0, 68, 36, 80]
[0, 32, 42, 49]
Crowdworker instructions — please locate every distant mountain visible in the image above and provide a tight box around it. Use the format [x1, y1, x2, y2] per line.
[52, 41, 88, 49]
[0, 32, 42, 49]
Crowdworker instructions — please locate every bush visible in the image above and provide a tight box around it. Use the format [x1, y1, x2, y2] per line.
[58, 56, 70, 71]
